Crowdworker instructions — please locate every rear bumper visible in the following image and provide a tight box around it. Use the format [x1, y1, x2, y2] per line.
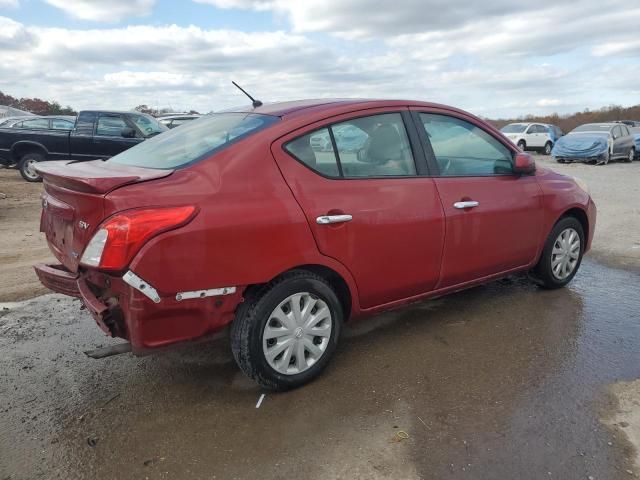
[34, 263, 242, 353]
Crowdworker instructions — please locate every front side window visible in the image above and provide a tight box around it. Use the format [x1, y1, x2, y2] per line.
[130, 114, 167, 136]
[96, 115, 128, 137]
[285, 113, 417, 178]
[419, 113, 513, 176]
[110, 113, 278, 169]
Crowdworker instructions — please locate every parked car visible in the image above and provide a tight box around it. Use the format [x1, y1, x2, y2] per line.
[34, 99, 596, 390]
[630, 127, 640, 160]
[545, 124, 564, 143]
[552, 123, 635, 165]
[158, 114, 201, 129]
[618, 120, 640, 127]
[0, 110, 167, 181]
[499, 122, 557, 155]
[0, 115, 35, 128]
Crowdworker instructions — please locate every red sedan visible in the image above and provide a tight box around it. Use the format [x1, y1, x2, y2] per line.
[34, 99, 596, 390]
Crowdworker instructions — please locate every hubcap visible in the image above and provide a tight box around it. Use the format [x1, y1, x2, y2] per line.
[551, 228, 581, 280]
[262, 292, 332, 375]
[630, 149, 635, 162]
[24, 159, 39, 179]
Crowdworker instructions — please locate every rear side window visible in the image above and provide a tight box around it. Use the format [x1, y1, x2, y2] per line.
[21, 118, 49, 130]
[419, 113, 513, 176]
[285, 113, 417, 178]
[285, 128, 340, 177]
[51, 119, 74, 130]
[110, 113, 278, 169]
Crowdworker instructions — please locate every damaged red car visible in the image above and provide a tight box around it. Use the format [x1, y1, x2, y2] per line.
[35, 99, 596, 390]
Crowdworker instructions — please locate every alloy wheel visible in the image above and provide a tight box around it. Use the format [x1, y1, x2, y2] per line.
[23, 159, 39, 180]
[262, 292, 332, 375]
[551, 228, 581, 280]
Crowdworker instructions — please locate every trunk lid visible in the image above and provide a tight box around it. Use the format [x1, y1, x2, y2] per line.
[37, 160, 173, 272]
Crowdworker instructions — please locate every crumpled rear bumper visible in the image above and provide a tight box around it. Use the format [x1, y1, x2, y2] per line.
[33, 263, 243, 353]
[34, 263, 114, 336]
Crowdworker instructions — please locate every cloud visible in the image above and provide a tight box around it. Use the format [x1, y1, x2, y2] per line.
[0, 0, 19, 7]
[44, 0, 156, 22]
[0, 0, 639, 117]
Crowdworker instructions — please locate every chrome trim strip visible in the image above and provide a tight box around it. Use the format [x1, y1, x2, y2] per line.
[122, 270, 161, 304]
[175, 286, 236, 301]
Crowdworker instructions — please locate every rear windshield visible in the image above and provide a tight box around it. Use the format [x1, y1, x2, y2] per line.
[572, 124, 612, 133]
[109, 113, 279, 169]
[500, 124, 527, 133]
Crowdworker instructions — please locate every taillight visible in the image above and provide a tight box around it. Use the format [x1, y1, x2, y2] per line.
[80, 206, 197, 270]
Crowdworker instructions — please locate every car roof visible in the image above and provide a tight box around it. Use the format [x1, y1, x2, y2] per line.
[158, 114, 201, 120]
[219, 98, 469, 118]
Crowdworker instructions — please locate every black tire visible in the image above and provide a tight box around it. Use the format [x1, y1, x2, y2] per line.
[543, 142, 553, 155]
[531, 217, 585, 289]
[230, 270, 343, 391]
[625, 147, 635, 163]
[18, 152, 44, 182]
[517, 140, 526, 151]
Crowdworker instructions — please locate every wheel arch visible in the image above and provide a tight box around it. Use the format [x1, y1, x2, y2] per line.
[560, 207, 589, 241]
[11, 141, 48, 160]
[242, 264, 355, 321]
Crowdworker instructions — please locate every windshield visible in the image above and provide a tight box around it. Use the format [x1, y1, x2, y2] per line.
[131, 114, 168, 137]
[571, 124, 612, 133]
[110, 113, 279, 169]
[500, 124, 527, 133]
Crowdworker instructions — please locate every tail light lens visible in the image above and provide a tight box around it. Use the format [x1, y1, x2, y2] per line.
[80, 206, 197, 270]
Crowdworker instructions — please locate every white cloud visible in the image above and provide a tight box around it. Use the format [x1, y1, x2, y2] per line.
[0, 0, 19, 7]
[44, 0, 156, 22]
[0, 0, 639, 117]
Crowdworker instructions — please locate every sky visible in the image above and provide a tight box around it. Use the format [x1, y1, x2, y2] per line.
[0, 0, 639, 118]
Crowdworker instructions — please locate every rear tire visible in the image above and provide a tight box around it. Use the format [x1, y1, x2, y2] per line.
[18, 152, 44, 182]
[543, 142, 553, 155]
[531, 217, 585, 289]
[230, 270, 343, 391]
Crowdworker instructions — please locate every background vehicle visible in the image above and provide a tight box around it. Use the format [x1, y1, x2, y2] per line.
[500, 122, 557, 155]
[34, 99, 596, 391]
[552, 123, 635, 165]
[158, 114, 201, 129]
[0, 116, 36, 128]
[631, 127, 640, 159]
[545, 124, 564, 143]
[0, 110, 167, 181]
[618, 120, 640, 127]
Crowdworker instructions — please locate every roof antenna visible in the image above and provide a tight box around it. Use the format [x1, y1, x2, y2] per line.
[232, 81, 263, 108]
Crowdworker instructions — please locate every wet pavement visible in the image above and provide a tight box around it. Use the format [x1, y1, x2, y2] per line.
[1, 259, 639, 479]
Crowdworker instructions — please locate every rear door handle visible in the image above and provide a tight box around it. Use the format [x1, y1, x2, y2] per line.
[316, 214, 353, 225]
[453, 201, 479, 209]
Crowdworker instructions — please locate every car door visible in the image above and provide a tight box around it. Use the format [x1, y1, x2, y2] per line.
[92, 113, 142, 159]
[410, 108, 544, 288]
[524, 124, 538, 148]
[271, 109, 445, 309]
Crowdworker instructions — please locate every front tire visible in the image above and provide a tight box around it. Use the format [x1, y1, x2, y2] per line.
[531, 217, 584, 289]
[517, 140, 526, 151]
[18, 152, 44, 182]
[625, 147, 635, 163]
[230, 270, 343, 391]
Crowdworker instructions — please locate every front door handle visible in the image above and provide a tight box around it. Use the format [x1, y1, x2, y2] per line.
[453, 201, 479, 209]
[316, 214, 353, 225]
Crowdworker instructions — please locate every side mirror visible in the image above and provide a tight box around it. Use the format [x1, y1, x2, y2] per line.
[514, 152, 535, 174]
[121, 127, 136, 138]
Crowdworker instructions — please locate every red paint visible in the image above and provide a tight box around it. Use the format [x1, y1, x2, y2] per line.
[34, 99, 596, 353]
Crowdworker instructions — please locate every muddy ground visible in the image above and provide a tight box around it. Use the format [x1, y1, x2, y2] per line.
[0, 156, 639, 479]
